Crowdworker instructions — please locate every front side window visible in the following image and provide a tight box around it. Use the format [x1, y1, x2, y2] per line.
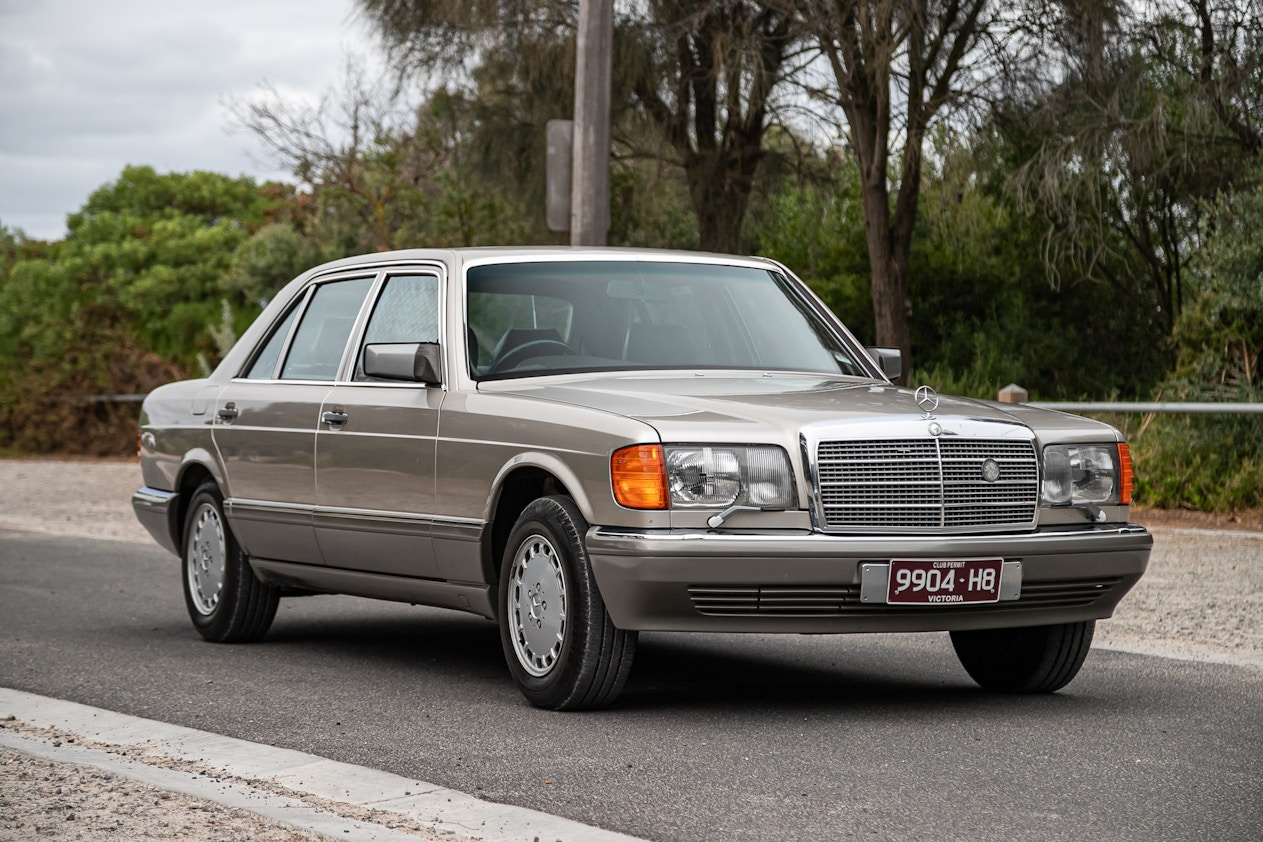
[465, 261, 871, 380]
[279, 277, 373, 381]
[354, 273, 441, 380]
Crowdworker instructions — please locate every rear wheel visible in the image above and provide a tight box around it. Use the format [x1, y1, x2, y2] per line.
[182, 482, 279, 643]
[951, 621, 1095, 694]
[498, 496, 636, 710]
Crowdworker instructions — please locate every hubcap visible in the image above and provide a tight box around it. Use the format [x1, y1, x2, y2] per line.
[186, 502, 226, 616]
[508, 533, 567, 677]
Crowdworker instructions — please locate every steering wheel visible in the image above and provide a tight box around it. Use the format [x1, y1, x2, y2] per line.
[488, 339, 575, 373]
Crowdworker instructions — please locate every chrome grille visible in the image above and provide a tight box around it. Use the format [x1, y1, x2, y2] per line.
[815, 438, 1039, 531]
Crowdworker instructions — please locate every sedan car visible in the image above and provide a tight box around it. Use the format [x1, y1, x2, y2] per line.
[134, 248, 1152, 709]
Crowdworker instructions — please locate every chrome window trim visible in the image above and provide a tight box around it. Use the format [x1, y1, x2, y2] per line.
[344, 264, 448, 389]
[238, 285, 312, 380]
[769, 259, 883, 381]
[458, 256, 880, 383]
[230, 261, 449, 389]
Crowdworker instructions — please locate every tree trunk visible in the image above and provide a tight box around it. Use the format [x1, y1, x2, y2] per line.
[689, 152, 756, 254]
[859, 177, 911, 383]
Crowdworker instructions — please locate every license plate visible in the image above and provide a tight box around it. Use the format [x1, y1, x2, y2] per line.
[887, 558, 1004, 605]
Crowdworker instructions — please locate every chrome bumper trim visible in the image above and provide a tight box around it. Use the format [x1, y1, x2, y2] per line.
[586, 523, 1152, 558]
[131, 486, 179, 556]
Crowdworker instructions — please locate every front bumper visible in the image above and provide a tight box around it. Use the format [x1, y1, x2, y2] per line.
[585, 524, 1152, 633]
[132, 486, 180, 556]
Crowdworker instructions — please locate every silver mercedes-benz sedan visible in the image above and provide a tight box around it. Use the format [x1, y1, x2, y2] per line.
[133, 248, 1152, 709]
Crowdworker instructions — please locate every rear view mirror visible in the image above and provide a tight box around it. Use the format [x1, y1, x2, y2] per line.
[363, 343, 443, 385]
[865, 346, 902, 380]
[606, 278, 672, 302]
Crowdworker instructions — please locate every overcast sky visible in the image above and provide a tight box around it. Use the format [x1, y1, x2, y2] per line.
[0, 0, 383, 241]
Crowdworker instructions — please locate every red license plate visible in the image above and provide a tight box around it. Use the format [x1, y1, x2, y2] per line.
[887, 558, 1004, 605]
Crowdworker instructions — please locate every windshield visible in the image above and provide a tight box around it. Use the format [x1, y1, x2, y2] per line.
[466, 261, 874, 381]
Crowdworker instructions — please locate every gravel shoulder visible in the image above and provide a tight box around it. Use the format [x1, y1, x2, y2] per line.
[1, 730, 336, 841]
[2, 456, 1260, 840]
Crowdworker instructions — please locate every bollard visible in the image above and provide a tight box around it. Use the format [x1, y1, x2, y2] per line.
[998, 383, 1028, 404]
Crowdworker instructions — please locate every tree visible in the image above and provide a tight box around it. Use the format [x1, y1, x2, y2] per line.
[228, 61, 430, 253]
[0, 167, 280, 453]
[789, 0, 998, 381]
[231, 60, 539, 251]
[354, 0, 804, 252]
[1130, 184, 1263, 511]
[998, 0, 1263, 337]
[619, 2, 801, 252]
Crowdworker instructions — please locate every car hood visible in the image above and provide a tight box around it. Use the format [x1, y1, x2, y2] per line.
[480, 372, 1108, 444]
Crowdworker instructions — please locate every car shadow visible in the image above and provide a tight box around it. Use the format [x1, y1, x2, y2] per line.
[614, 634, 1098, 716]
[251, 599, 1100, 715]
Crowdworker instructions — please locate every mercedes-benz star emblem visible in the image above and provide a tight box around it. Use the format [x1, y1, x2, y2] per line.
[914, 385, 939, 417]
[981, 458, 1001, 483]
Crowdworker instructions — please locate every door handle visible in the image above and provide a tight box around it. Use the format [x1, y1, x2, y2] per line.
[322, 410, 349, 426]
[216, 405, 239, 422]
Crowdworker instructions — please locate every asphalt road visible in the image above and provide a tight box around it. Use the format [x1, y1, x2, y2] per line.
[2, 528, 1260, 842]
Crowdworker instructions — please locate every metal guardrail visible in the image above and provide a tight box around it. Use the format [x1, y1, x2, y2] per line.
[997, 384, 1261, 414]
[1027, 402, 1263, 414]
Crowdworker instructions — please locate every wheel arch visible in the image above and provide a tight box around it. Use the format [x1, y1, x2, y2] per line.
[171, 458, 223, 550]
[481, 454, 592, 595]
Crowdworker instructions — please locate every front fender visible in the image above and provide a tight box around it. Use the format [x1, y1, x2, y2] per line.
[485, 450, 599, 525]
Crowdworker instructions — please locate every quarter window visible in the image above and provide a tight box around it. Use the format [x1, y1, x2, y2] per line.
[244, 303, 299, 379]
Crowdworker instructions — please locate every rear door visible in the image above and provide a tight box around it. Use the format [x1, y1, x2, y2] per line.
[214, 275, 374, 563]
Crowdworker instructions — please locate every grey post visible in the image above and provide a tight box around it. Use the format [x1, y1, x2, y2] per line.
[570, 0, 612, 245]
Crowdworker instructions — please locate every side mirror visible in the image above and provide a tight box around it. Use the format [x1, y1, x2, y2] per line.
[865, 346, 902, 381]
[363, 343, 443, 385]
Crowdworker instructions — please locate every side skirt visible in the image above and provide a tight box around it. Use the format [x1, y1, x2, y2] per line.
[249, 558, 495, 620]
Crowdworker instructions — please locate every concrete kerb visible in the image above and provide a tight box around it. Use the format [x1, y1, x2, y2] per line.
[0, 687, 647, 842]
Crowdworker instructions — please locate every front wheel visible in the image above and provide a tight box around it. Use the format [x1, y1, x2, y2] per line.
[498, 496, 636, 710]
[182, 482, 279, 643]
[951, 621, 1095, 694]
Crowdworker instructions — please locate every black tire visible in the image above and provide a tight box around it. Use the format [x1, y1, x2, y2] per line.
[181, 481, 279, 643]
[951, 621, 1095, 694]
[498, 496, 637, 710]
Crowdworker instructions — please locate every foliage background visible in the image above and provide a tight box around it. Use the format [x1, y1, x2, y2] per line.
[1, 0, 1259, 511]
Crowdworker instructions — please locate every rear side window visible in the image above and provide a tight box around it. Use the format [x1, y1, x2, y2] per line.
[279, 278, 373, 381]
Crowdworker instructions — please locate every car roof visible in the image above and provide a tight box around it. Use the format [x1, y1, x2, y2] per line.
[305, 246, 780, 276]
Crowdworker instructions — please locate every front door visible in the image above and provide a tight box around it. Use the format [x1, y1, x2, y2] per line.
[314, 271, 444, 578]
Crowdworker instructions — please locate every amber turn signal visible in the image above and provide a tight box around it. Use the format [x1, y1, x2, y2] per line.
[1118, 442, 1134, 505]
[611, 444, 669, 509]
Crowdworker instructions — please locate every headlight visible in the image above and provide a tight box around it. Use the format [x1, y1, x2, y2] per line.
[611, 444, 796, 510]
[665, 445, 795, 508]
[1041, 444, 1132, 506]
